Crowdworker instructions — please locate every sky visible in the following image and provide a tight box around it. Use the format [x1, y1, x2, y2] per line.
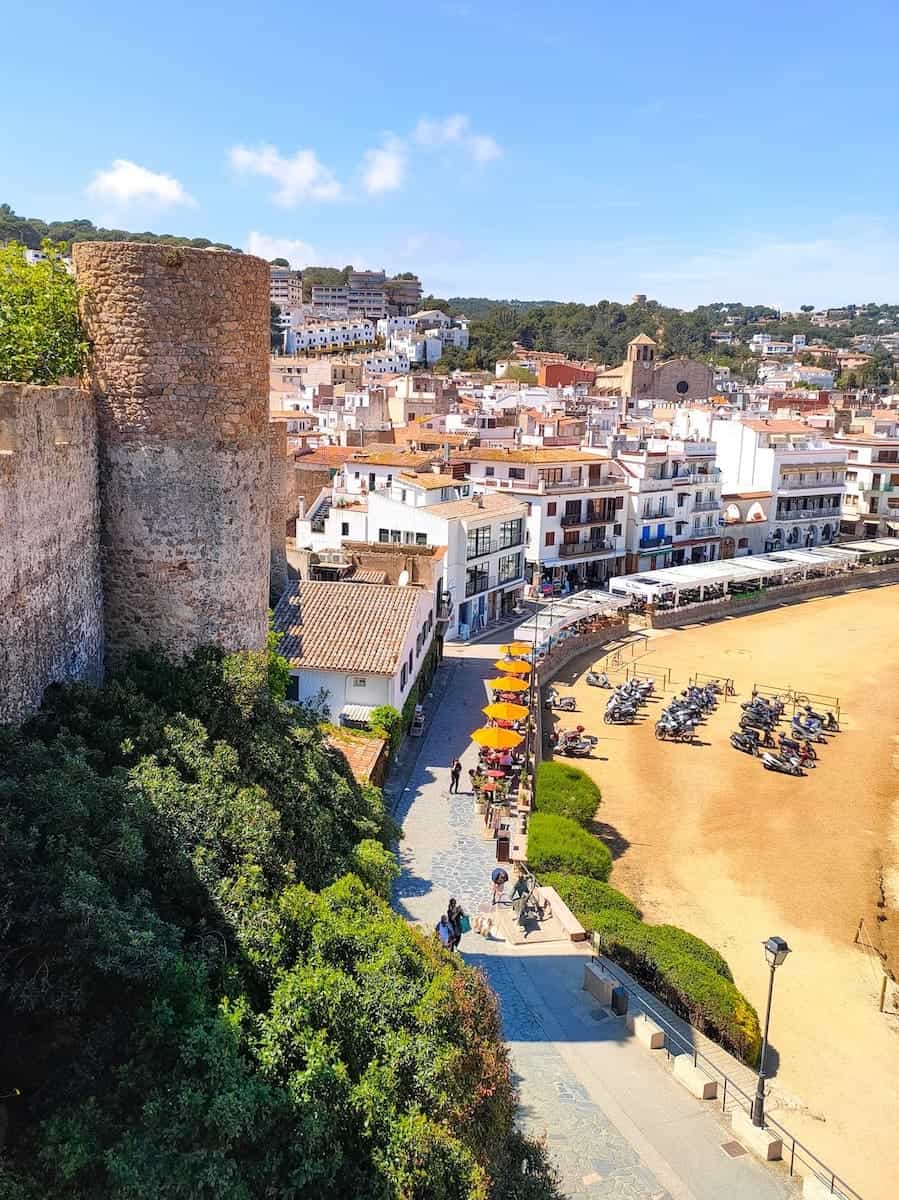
[4, 0, 899, 309]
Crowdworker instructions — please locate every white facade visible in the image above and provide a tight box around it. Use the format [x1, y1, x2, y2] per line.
[364, 350, 410, 376]
[285, 318, 375, 354]
[829, 434, 899, 538]
[388, 332, 443, 366]
[711, 418, 846, 550]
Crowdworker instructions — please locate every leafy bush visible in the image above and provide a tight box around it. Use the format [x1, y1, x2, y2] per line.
[351, 838, 400, 899]
[1, 651, 560, 1199]
[535, 761, 601, 825]
[370, 703, 403, 750]
[591, 911, 760, 1064]
[0, 240, 87, 383]
[526, 813, 611, 881]
[539, 872, 638, 927]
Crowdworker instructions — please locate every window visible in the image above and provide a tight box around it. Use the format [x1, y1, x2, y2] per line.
[613, 523, 622, 535]
[408, 649, 413, 676]
[563, 529, 578, 544]
[465, 565, 490, 596]
[415, 532, 427, 545]
[369, 473, 376, 490]
[404, 531, 415, 544]
[545, 531, 555, 547]
[341, 522, 349, 536]
[390, 529, 402, 543]
[286, 674, 300, 703]
[485, 466, 495, 477]
[401, 488, 407, 503]
[427, 609, 433, 631]
[466, 525, 492, 559]
[498, 552, 521, 583]
[353, 677, 367, 688]
[539, 469, 562, 486]
[508, 467, 525, 480]
[546, 502, 557, 516]
[401, 664, 407, 689]
[499, 517, 523, 548]
[378, 528, 389, 543]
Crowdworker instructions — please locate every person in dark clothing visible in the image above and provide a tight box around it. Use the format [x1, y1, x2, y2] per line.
[446, 897, 465, 950]
[491, 866, 509, 906]
[449, 757, 462, 793]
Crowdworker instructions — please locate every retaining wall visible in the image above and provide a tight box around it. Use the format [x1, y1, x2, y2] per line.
[649, 562, 899, 629]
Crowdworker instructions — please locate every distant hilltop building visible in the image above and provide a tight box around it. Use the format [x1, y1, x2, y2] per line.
[594, 334, 714, 403]
[1, 243, 288, 725]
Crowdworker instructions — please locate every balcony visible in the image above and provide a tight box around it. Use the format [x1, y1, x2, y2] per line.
[558, 538, 618, 558]
[638, 534, 673, 550]
[560, 509, 617, 527]
[777, 476, 845, 491]
[775, 508, 841, 522]
[639, 476, 677, 492]
[691, 500, 722, 513]
[640, 509, 672, 521]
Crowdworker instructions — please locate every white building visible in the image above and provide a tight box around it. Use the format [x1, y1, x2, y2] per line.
[757, 362, 835, 389]
[377, 315, 418, 338]
[829, 427, 899, 539]
[388, 332, 443, 366]
[310, 285, 350, 317]
[285, 318, 375, 355]
[459, 448, 629, 592]
[273, 579, 436, 719]
[616, 438, 723, 572]
[711, 417, 846, 550]
[364, 349, 410, 376]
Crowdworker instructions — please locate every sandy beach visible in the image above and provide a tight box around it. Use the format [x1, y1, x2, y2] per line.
[546, 586, 899, 1200]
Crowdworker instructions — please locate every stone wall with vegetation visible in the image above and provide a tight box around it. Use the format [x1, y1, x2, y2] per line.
[0, 382, 103, 723]
[269, 420, 289, 601]
[74, 242, 271, 663]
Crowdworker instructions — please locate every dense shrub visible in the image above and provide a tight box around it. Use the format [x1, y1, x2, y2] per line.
[526, 813, 612, 881]
[0, 240, 87, 383]
[591, 911, 760, 1064]
[539, 872, 638, 927]
[535, 762, 601, 825]
[351, 837, 401, 899]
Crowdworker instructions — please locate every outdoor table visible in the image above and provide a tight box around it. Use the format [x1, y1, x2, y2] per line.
[487, 769, 506, 779]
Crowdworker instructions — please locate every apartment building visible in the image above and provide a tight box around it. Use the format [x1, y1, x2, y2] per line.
[269, 266, 303, 309]
[457, 448, 629, 592]
[284, 318, 376, 355]
[616, 438, 723, 572]
[364, 349, 410, 376]
[310, 285, 350, 317]
[829, 424, 899, 538]
[384, 275, 423, 314]
[711, 418, 846, 550]
[348, 270, 388, 320]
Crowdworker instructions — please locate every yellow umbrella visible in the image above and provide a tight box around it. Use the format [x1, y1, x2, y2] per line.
[483, 701, 529, 721]
[485, 676, 529, 693]
[493, 659, 532, 675]
[499, 641, 532, 657]
[470, 726, 524, 750]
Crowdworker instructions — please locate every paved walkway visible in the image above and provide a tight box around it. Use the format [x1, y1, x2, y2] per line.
[392, 635, 795, 1200]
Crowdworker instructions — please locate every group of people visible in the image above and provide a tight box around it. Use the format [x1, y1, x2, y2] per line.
[435, 897, 467, 951]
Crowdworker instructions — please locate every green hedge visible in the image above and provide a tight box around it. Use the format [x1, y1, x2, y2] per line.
[535, 761, 601, 825]
[591, 911, 760, 1064]
[539, 873, 638, 926]
[526, 813, 612, 881]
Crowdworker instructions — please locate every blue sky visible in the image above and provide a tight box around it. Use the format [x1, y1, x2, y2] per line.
[5, 0, 899, 307]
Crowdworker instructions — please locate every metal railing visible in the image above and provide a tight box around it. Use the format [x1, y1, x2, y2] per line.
[691, 500, 722, 513]
[558, 538, 617, 558]
[751, 681, 841, 720]
[638, 534, 673, 549]
[588, 953, 862, 1199]
[561, 510, 616, 526]
[775, 508, 841, 522]
[778, 477, 845, 490]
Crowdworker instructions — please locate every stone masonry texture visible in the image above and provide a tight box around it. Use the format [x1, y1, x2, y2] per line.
[74, 243, 270, 663]
[0, 383, 103, 723]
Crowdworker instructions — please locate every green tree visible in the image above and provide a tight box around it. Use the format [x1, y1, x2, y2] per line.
[0, 240, 87, 383]
[270, 256, 290, 267]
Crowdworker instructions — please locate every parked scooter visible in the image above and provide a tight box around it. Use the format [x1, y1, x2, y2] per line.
[762, 751, 804, 777]
[730, 731, 760, 756]
[802, 705, 840, 732]
[546, 689, 576, 712]
[779, 734, 817, 761]
[586, 671, 612, 688]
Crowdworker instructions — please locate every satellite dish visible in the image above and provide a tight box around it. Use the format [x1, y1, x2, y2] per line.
[398, 569, 410, 587]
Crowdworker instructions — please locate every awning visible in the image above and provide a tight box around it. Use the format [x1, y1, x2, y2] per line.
[339, 704, 377, 726]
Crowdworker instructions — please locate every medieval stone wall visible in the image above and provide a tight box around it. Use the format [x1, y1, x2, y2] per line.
[0, 383, 103, 723]
[74, 243, 270, 662]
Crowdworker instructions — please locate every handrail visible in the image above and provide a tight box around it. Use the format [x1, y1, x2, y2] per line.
[589, 953, 863, 1199]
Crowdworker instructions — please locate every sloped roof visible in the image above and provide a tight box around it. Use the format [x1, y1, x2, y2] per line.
[629, 333, 657, 346]
[272, 581, 423, 675]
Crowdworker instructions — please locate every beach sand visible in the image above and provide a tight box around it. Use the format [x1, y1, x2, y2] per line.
[546, 586, 899, 1200]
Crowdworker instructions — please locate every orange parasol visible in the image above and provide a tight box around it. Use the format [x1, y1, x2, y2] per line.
[485, 676, 528, 692]
[483, 701, 529, 721]
[470, 726, 525, 750]
[499, 642, 532, 657]
[493, 659, 531, 675]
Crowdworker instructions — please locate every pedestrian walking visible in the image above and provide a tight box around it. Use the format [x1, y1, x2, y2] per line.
[447, 897, 466, 951]
[435, 913, 453, 950]
[490, 866, 509, 906]
[449, 757, 462, 793]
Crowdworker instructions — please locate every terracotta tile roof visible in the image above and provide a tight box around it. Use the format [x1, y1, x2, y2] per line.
[742, 419, 811, 434]
[426, 492, 526, 520]
[398, 471, 460, 488]
[349, 449, 438, 468]
[296, 446, 356, 467]
[272, 581, 423, 675]
[326, 727, 387, 783]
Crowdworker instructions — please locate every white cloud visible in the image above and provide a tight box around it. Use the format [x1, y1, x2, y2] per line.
[412, 113, 503, 164]
[86, 159, 196, 208]
[246, 232, 317, 268]
[361, 137, 407, 195]
[229, 144, 341, 205]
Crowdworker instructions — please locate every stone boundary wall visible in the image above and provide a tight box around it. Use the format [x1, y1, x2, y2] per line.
[649, 562, 899, 629]
[0, 383, 103, 723]
[269, 421, 289, 602]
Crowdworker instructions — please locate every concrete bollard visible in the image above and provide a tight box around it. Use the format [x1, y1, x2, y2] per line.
[731, 1109, 783, 1161]
[625, 1011, 665, 1049]
[672, 1054, 718, 1100]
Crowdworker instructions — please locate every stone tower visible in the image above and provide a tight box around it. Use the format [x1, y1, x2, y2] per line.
[74, 242, 270, 663]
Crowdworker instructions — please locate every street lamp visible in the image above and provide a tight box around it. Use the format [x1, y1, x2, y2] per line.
[751, 936, 790, 1127]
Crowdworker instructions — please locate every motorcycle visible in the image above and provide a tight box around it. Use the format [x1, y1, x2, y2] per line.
[803, 706, 840, 733]
[604, 706, 636, 725]
[557, 737, 593, 757]
[790, 718, 827, 744]
[779, 734, 816, 761]
[730, 731, 759, 756]
[547, 690, 576, 711]
[656, 719, 695, 742]
[586, 671, 611, 688]
[762, 751, 804, 777]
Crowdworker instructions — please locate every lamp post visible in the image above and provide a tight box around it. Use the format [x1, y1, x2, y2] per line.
[751, 936, 790, 1128]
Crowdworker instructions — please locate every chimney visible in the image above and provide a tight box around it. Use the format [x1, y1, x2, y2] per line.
[474, 492, 484, 508]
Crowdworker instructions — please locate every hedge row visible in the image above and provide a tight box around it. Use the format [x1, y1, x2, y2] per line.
[526, 812, 612, 881]
[591, 910, 761, 1065]
[539, 872, 638, 924]
[535, 761, 602, 825]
